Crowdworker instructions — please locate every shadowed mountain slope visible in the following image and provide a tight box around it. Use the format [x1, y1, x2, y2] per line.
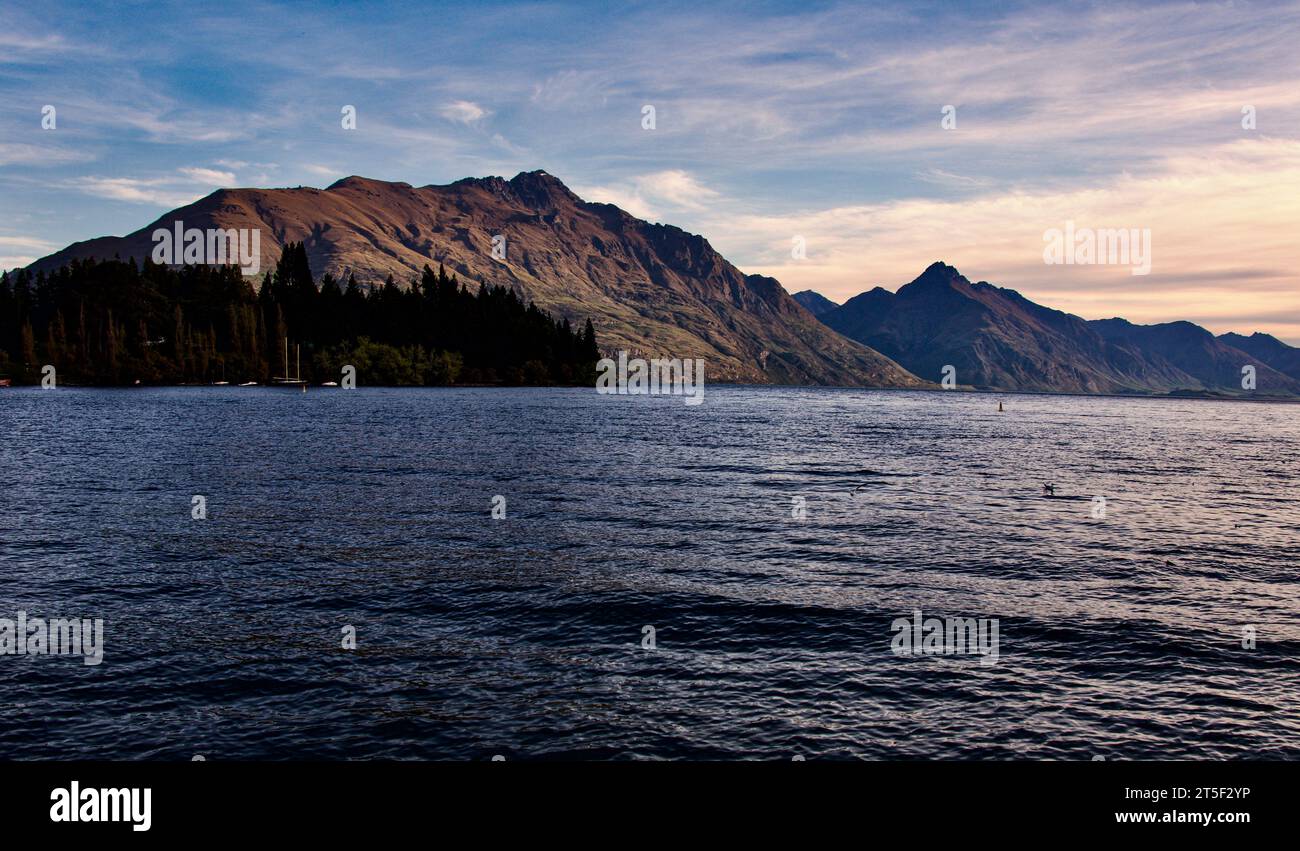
[819, 262, 1300, 396]
[30, 171, 923, 387]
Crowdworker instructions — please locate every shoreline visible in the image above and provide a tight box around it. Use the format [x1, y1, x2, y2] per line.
[6, 381, 1298, 404]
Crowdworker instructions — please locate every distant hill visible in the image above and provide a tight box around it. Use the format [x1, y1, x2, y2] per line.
[792, 290, 839, 316]
[1088, 318, 1298, 394]
[818, 262, 1300, 396]
[1218, 331, 1300, 382]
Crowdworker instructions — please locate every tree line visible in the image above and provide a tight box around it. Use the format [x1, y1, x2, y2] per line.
[0, 243, 600, 386]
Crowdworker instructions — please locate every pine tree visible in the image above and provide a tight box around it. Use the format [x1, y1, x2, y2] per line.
[0, 254, 599, 386]
[19, 319, 38, 381]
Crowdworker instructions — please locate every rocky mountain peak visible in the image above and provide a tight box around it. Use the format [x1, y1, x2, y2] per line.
[23, 170, 926, 388]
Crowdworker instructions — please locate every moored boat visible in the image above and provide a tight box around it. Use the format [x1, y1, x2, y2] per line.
[271, 338, 308, 388]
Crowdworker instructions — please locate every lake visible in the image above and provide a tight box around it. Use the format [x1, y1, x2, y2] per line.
[0, 386, 1296, 759]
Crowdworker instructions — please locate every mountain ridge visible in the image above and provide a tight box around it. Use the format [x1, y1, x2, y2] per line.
[1217, 331, 1300, 382]
[26, 173, 1297, 396]
[26, 171, 924, 388]
[818, 262, 1300, 396]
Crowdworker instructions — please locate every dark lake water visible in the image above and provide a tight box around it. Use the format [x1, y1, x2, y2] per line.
[1, 386, 1297, 759]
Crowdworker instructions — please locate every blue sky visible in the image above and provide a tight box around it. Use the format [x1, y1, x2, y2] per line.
[3, 0, 1300, 340]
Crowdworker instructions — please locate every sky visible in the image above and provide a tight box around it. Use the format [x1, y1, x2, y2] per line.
[2, 0, 1299, 342]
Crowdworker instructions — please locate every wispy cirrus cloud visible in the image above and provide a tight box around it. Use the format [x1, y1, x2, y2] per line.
[0, 143, 95, 167]
[439, 100, 490, 124]
[0, 31, 69, 54]
[67, 177, 202, 207]
[577, 169, 721, 221]
[0, 234, 59, 272]
[178, 167, 236, 184]
[62, 166, 232, 206]
[0, 235, 57, 250]
[915, 169, 994, 190]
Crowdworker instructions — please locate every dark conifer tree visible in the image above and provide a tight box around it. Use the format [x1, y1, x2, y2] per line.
[1, 246, 598, 385]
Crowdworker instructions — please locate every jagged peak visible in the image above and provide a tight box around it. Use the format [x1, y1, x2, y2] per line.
[509, 169, 571, 190]
[442, 170, 575, 198]
[900, 261, 971, 293]
[922, 260, 962, 276]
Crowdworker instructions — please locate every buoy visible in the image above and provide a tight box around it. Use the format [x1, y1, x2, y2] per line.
[998, 401, 1003, 412]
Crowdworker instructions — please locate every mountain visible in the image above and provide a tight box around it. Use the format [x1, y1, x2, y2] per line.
[1218, 332, 1300, 381]
[819, 262, 1300, 396]
[1088, 318, 1299, 394]
[27, 171, 923, 388]
[792, 290, 839, 316]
